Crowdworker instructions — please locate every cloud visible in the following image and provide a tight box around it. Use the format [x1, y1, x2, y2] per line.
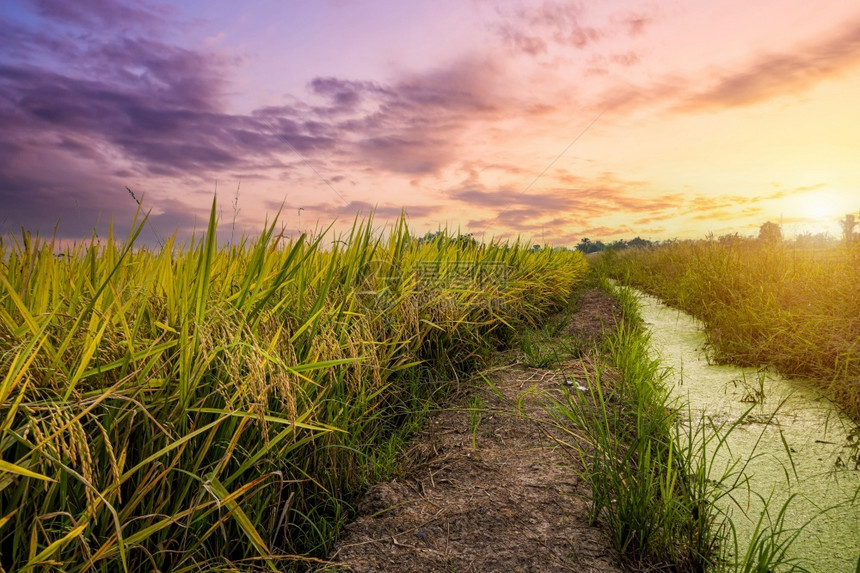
[8, 0, 846, 246]
[617, 13, 651, 37]
[765, 184, 827, 199]
[257, 57, 515, 178]
[599, 18, 860, 116]
[610, 52, 640, 67]
[494, 2, 602, 56]
[677, 185, 826, 218]
[450, 172, 827, 240]
[0, 163, 202, 241]
[632, 213, 676, 225]
[690, 208, 762, 222]
[317, 56, 514, 175]
[0, 2, 303, 238]
[24, 0, 169, 32]
[488, 209, 580, 231]
[451, 175, 682, 213]
[0, 6, 356, 239]
[1, 60, 312, 179]
[262, 199, 442, 222]
[627, 187, 827, 228]
[497, 27, 548, 56]
[490, 1, 656, 65]
[523, 223, 653, 246]
[3, 2, 524, 243]
[447, 173, 686, 236]
[355, 137, 453, 175]
[308, 77, 390, 114]
[680, 19, 860, 111]
[3, 0, 569, 242]
[344, 201, 442, 220]
[450, 187, 571, 210]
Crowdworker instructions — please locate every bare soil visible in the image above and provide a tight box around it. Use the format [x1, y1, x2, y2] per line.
[565, 288, 622, 349]
[322, 289, 625, 573]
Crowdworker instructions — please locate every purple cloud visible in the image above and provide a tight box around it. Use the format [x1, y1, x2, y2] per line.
[308, 77, 392, 113]
[494, 1, 602, 56]
[261, 199, 441, 221]
[0, 2, 330, 238]
[4, 0, 546, 243]
[2, 0, 661, 242]
[24, 0, 169, 29]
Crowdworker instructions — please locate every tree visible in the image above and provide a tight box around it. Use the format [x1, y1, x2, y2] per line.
[840, 214, 856, 245]
[627, 236, 651, 248]
[758, 221, 782, 244]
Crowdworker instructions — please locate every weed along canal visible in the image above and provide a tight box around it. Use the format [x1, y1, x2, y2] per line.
[633, 288, 860, 572]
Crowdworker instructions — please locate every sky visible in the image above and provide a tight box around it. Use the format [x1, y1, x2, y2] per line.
[2, 0, 859, 246]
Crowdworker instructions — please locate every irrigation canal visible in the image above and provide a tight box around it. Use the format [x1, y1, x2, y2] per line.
[633, 289, 859, 572]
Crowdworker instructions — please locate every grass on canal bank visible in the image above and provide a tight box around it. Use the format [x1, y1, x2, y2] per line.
[550, 277, 822, 572]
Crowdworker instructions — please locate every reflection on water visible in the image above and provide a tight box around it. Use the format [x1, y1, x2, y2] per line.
[634, 289, 859, 572]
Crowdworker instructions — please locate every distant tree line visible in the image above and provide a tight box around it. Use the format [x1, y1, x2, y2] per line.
[417, 231, 480, 249]
[572, 236, 655, 254]
[572, 210, 859, 253]
[757, 212, 859, 247]
[415, 210, 859, 255]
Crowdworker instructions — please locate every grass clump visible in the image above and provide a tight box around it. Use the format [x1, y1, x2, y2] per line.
[466, 395, 485, 451]
[594, 238, 860, 421]
[0, 203, 586, 572]
[553, 281, 722, 570]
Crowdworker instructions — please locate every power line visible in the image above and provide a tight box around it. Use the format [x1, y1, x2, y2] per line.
[479, 108, 606, 237]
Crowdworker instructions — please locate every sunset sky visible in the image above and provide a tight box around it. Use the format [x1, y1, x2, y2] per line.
[2, 0, 859, 246]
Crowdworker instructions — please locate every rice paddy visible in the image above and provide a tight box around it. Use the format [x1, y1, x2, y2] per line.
[3, 205, 857, 572]
[0, 203, 587, 572]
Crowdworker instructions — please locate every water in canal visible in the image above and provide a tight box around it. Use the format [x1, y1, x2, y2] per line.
[634, 289, 859, 572]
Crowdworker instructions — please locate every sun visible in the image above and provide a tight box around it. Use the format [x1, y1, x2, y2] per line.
[804, 191, 840, 221]
[808, 201, 834, 220]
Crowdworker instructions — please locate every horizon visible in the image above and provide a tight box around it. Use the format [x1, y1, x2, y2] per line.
[1, 205, 846, 254]
[2, 0, 859, 246]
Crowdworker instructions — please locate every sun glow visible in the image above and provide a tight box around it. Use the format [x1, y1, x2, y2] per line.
[807, 201, 835, 220]
[803, 190, 842, 221]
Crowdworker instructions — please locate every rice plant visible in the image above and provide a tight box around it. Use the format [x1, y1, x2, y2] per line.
[0, 202, 587, 572]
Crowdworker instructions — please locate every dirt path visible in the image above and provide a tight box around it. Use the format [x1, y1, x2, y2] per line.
[323, 290, 625, 573]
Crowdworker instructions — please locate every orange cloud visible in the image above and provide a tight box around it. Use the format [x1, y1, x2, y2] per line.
[594, 18, 860, 116]
[679, 19, 860, 111]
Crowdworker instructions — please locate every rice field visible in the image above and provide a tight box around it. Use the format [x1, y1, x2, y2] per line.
[595, 237, 860, 421]
[0, 203, 587, 572]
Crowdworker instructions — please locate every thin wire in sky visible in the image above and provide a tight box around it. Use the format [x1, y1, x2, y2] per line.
[480, 108, 606, 237]
[262, 119, 355, 212]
